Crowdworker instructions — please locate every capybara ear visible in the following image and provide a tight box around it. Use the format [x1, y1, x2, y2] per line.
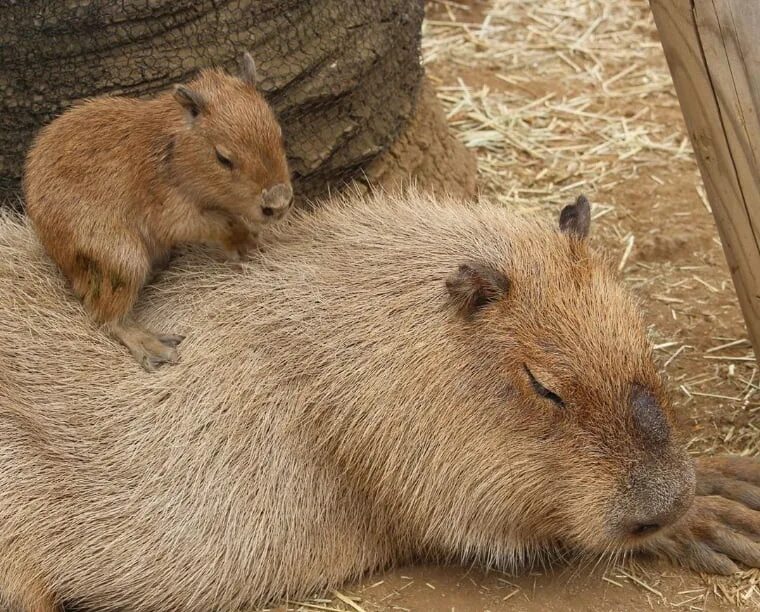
[446, 262, 510, 318]
[173, 85, 207, 120]
[559, 194, 591, 239]
[240, 51, 258, 88]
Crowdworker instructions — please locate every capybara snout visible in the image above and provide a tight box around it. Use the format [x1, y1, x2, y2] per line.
[616, 386, 696, 540]
[589, 387, 696, 546]
[618, 459, 695, 539]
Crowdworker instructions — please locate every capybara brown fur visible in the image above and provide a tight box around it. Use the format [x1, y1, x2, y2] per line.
[1, 191, 760, 611]
[22, 52, 292, 372]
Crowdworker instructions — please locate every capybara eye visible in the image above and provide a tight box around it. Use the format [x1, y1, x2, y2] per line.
[262, 207, 274, 217]
[524, 365, 564, 408]
[215, 149, 234, 170]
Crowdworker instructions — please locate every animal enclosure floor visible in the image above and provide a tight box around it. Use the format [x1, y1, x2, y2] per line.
[267, 0, 760, 610]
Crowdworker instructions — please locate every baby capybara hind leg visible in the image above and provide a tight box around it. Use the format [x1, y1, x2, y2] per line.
[69, 252, 183, 372]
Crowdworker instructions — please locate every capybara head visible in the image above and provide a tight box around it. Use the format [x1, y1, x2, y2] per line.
[170, 52, 292, 224]
[437, 195, 695, 557]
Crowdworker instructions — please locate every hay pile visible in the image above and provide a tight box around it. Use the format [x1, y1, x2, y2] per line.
[423, 0, 693, 208]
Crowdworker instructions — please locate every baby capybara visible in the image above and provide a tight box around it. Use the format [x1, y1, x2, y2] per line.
[0, 191, 758, 611]
[23, 52, 292, 371]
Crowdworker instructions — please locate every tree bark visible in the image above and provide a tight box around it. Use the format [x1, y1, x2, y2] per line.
[362, 78, 477, 201]
[0, 0, 427, 203]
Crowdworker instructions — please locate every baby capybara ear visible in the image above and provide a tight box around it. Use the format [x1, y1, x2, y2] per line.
[559, 194, 591, 239]
[173, 85, 207, 120]
[239, 51, 258, 88]
[446, 262, 510, 318]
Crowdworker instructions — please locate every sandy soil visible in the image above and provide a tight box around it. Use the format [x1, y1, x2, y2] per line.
[271, 0, 759, 610]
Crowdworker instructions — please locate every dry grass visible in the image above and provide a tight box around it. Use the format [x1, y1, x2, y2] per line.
[423, 0, 692, 209]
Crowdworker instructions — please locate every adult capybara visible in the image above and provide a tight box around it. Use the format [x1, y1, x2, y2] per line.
[23, 52, 292, 372]
[0, 191, 759, 611]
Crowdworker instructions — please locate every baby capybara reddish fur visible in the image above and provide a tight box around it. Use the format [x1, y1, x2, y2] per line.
[23, 52, 292, 371]
[0, 191, 759, 612]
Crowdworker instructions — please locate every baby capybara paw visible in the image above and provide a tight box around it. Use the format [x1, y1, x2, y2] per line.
[106, 321, 185, 372]
[227, 222, 260, 261]
[121, 330, 183, 372]
[647, 455, 760, 574]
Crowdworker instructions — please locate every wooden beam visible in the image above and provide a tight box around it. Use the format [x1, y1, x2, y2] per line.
[650, 0, 760, 361]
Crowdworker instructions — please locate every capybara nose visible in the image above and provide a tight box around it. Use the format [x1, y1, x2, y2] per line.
[625, 476, 694, 538]
[627, 507, 680, 537]
[629, 521, 663, 537]
[262, 183, 293, 218]
[623, 458, 696, 539]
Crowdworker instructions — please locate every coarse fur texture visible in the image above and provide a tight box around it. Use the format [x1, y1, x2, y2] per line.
[1, 190, 760, 611]
[22, 52, 292, 371]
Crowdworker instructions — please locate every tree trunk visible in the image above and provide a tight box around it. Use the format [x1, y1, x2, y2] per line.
[362, 78, 477, 201]
[1, 0, 439, 204]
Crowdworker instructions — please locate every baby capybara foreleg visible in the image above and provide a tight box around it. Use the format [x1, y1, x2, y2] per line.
[68, 252, 183, 371]
[175, 208, 259, 261]
[222, 215, 260, 259]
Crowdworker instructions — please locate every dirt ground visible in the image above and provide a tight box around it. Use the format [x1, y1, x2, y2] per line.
[270, 0, 760, 610]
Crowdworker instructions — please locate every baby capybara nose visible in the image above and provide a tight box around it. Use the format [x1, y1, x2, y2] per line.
[261, 183, 293, 218]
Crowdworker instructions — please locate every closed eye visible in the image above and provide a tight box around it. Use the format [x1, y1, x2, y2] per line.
[524, 365, 564, 408]
[215, 148, 234, 170]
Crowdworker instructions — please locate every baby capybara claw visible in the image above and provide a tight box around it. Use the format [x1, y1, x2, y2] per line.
[158, 334, 185, 349]
[138, 345, 179, 373]
[142, 355, 178, 372]
[140, 355, 157, 373]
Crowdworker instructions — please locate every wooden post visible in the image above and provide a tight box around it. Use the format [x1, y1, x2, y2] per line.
[649, 0, 760, 361]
